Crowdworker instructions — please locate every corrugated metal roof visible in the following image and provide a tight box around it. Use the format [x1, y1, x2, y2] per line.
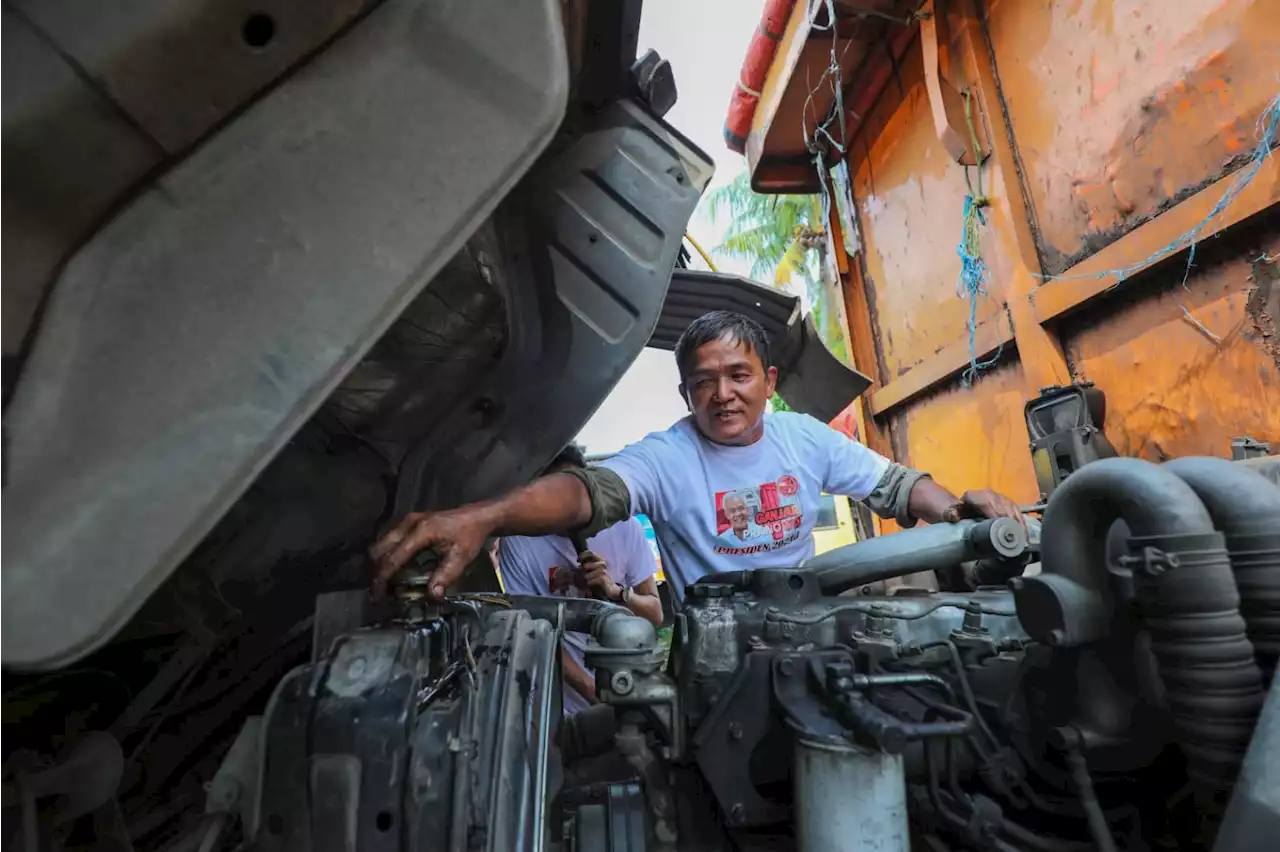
[651, 269, 799, 351]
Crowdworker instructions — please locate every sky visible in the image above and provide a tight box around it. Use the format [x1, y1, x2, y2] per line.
[575, 0, 766, 454]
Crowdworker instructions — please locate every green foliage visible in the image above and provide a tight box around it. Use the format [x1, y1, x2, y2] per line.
[704, 171, 852, 365]
[770, 392, 793, 413]
[703, 172, 825, 288]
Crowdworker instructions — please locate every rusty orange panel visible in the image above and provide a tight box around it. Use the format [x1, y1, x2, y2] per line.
[894, 362, 1042, 506]
[852, 37, 1005, 379]
[985, 0, 1280, 273]
[1063, 234, 1280, 460]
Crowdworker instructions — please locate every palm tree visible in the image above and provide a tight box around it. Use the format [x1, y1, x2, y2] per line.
[703, 172, 848, 367]
[703, 173, 850, 411]
[703, 172, 826, 290]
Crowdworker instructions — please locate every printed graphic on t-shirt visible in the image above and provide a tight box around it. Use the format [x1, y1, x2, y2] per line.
[714, 474, 804, 555]
[548, 564, 588, 597]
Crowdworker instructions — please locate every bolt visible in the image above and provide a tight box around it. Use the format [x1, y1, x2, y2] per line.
[728, 722, 744, 741]
[1047, 629, 1066, 647]
[611, 671, 635, 696]
[779, 658, 796, 678]
[346, 656, 368, 679]
[730, 803, 745, 823]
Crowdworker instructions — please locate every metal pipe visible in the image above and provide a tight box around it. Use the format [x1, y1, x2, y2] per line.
[805, 517, 1028, 595]
[1164, 457, 1280, 674]
[616, 723, 678, 851]
[501, 595, 629, 636]
[795, 736, 908, 852]
[530, 614, 559, 849]
[1064, 745, 1118, 852]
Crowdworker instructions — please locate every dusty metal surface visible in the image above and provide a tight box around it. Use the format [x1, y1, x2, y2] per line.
[2, 0, 573, 670]
[12, 0, 374, 154]
[985, 0, 1280, 273]
[893, 361, 1041, 506]
[851, 36, 1005, 379]
[751, 0, 1279, 506]
[1063, 235, 1280, 461]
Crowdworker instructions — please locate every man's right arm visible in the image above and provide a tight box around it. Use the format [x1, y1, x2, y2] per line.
[369, 468, 632, 600]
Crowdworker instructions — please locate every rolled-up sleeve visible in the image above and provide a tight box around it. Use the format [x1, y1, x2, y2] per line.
[560, 467, 633, 539]
[864, 463, 931, 528]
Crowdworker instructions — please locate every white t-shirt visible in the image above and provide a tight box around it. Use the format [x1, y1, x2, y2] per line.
[600, 411, 890, 603]
[498, 519, 655, 715]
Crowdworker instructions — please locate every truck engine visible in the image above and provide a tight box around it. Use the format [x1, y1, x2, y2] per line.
[203, 455, 1278, 852]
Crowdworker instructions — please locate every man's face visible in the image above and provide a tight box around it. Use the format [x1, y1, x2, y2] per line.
[724, 495, 750, 530]
[680, 336, 777, 445]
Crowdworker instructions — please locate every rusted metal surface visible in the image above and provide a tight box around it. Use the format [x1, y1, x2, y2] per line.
[868, 307, 1012, 414]
[746, 1, 920, 192]
[1063, 235, 1280, 460]
[1033, 155, 1280, 323]
[985, 0, 1280, 273]
[895, 361, 1041, 505]
[744, 0, 1279, 501]
[852, 36, 1005, 378]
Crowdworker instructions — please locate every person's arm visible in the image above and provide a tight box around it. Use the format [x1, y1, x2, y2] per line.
[806, 413, 1021, 528]
[561, 647, 598, 705]
[372, 435, 668, 600]
[370, 470, 613, 599]
[626, 576, 663, 627]
[579, 552, 663, 627]
[905, 477, 1022, 525]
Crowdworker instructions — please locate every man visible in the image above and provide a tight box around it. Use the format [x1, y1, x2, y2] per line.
[371, 310, 1022, 604]
[498, 445, 662, 715]
[716, 491, 761, 548]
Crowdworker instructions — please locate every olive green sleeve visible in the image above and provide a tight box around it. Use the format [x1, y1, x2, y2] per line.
[559, 466, 634, 538]
[864, 463, 931, 529]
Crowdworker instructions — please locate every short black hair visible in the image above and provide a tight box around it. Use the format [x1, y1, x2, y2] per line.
[674, 310, 771, 383]
[544, 443, 586, 474]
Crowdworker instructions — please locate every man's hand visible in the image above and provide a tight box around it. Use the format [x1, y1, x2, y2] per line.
[942, 489, 1025, 529]
[369, 505, 496, 601]
[579, 550, 621, 601]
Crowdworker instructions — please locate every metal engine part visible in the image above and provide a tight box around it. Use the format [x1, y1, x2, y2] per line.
[675, 569, 1022, 834]
[254, 604, 560, 852]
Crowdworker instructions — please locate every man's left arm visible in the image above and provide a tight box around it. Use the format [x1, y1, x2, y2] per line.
[811, 416, 1021, 528]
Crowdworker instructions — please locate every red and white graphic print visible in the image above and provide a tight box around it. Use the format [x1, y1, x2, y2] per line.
[713, 474, 805, 555]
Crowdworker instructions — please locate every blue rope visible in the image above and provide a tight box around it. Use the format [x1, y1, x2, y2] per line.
[1037, 92, 1280, 290]
[958, 194, 1002, 385]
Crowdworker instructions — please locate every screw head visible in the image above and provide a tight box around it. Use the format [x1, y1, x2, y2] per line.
[779, 658, 796, 678]
[347, 656, 368, 679]
[730, 803, 745, 822]
[728, 722, 744, 741]
[1047, 629, 1067, 647]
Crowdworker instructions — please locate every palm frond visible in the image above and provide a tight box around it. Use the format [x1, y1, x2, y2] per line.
[773, 237, 808, 288]
[706, 171, 824, 291]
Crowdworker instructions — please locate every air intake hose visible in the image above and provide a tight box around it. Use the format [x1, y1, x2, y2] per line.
[1164, 457, 1280, 678]
[1015, 457, 1264, 787]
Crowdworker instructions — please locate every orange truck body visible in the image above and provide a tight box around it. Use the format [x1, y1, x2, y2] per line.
[735, 0, 1280, 531]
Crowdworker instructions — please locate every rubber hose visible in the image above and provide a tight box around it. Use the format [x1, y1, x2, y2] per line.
[1164, 457, 1280, 676]
[1037, 458, 1264, 788]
